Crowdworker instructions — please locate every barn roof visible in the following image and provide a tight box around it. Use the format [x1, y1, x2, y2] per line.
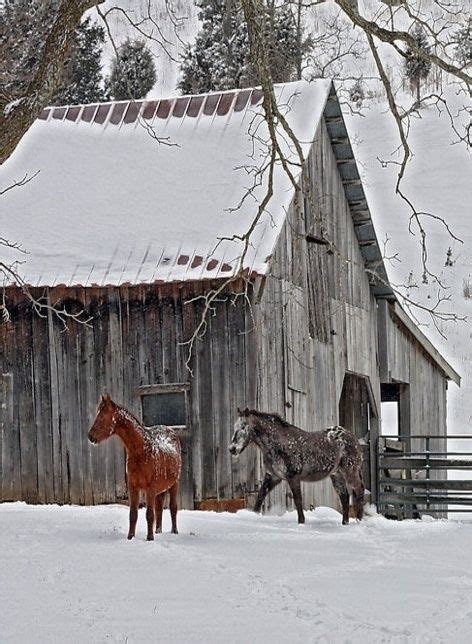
[2, 79, 392, 297]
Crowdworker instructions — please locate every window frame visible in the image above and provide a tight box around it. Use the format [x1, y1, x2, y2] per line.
[136, 382, 190, 431]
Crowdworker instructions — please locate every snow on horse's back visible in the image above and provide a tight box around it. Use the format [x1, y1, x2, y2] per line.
[229, 407, 365, 525]
[88, 393, 181, 540]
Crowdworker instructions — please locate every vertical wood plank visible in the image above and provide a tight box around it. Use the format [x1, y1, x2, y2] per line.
[31, 312, 54, 503]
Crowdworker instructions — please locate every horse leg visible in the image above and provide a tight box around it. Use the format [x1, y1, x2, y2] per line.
[351, 474, 365, 521]
[169, 481, 179, 534]
[287, 476, 305, 524]
[127, 486, 140, 540]
[254, 472, 282, 513]
[155, 492, 165, 534]
[145, 490, 156, 541]
[330, 473, 350, 525]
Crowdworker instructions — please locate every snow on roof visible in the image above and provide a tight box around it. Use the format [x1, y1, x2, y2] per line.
[1, 80, 332, 287]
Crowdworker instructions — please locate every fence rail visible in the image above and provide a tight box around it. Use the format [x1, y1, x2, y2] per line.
[377, 435, 472, 518]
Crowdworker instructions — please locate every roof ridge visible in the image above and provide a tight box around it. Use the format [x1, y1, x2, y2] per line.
[39, 80, 333, 127]
[40, 86, 262, 126]
[43, 79, 318, 112]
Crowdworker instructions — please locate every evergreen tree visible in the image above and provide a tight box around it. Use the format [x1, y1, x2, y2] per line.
[454, 19, 472, 69]
[1, 0, 58, 102]
[1, 2, 106, 106]
[263, 2, 305, 85]
[178, 1, 248, 94]
[107, 39, 157, 100]
[404, 24, 432, 106]
[178, 0, 308, 94]
[52, 18, 107, 105]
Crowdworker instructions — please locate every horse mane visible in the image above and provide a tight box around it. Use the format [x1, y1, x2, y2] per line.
[113, 401, 143, 428]
[246, 409, 291, 427]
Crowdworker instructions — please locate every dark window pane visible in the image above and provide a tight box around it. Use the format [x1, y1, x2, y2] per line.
[142, 391, 186, 426]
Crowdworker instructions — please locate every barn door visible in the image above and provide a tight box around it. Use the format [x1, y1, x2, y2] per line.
[338, 373, 376, 494]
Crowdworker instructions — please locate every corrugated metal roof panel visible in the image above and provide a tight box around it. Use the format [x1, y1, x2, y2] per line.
[81, 104, 98, 122]
[65, 106, 80, 122]
[123, 101, 142, 124]
[94, 104, 111, 124]
[142, 100, 158, 120]
[109, 102, 127, 125]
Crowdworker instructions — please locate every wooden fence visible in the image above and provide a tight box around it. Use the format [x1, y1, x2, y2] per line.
[378, 435, 472, 518]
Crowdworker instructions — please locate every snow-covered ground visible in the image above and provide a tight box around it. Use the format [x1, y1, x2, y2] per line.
[2, 503, 472, 643]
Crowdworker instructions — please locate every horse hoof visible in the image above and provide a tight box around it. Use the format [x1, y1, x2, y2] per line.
[155, 528, 162, 534]
[127, 534, 134, 540]
[171, 529, 178, 534]
[147, 535, 155, 541]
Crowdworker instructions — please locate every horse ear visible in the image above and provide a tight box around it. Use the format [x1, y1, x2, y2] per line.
[237, 407, 242, 415]
[101, 392, 111, 403]
[243, 407, 250, 416]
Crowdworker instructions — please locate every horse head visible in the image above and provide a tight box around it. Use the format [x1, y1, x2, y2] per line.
[88, 393, 117, 444]
[229, 407, 253, 456]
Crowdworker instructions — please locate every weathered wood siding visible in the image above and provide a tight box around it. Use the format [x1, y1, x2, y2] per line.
[253, 118, 382, 512]
[0, 282, 257, 507]
[378, 300, 448, 440]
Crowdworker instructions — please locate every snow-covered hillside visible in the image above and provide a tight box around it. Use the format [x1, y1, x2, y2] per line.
[2, 503, 472, 643]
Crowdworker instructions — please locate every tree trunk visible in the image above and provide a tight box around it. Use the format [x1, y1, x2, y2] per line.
[296, 0, 302, 81]
[0, 0, 101, 165]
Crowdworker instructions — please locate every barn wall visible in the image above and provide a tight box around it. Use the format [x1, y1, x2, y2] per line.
[0, 281, 258, 507]
[254, 118, 382, 513]
[378, 300, 448, 440]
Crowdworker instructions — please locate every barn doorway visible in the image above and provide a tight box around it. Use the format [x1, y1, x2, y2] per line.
[380, 383, 410, 441]
[338, 373, 377, 495]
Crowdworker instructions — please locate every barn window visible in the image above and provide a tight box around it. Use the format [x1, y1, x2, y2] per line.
[137, 383, 190, 428]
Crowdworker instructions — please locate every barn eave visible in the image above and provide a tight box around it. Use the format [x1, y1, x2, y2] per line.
[324, 87, 395, 302]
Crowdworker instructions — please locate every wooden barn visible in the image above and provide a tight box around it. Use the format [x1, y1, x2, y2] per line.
[0, 80, 460, 513]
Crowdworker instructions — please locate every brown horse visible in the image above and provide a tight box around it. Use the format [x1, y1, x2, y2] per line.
[88, 394, 181, 540]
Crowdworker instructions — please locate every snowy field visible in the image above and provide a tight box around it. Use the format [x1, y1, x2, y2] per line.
[2, 503, 472, 643]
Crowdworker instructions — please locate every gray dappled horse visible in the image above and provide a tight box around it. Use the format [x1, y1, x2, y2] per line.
[229, 408, 364, 525]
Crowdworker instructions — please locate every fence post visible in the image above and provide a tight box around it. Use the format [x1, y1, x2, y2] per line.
[425, 436, 431, 512]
